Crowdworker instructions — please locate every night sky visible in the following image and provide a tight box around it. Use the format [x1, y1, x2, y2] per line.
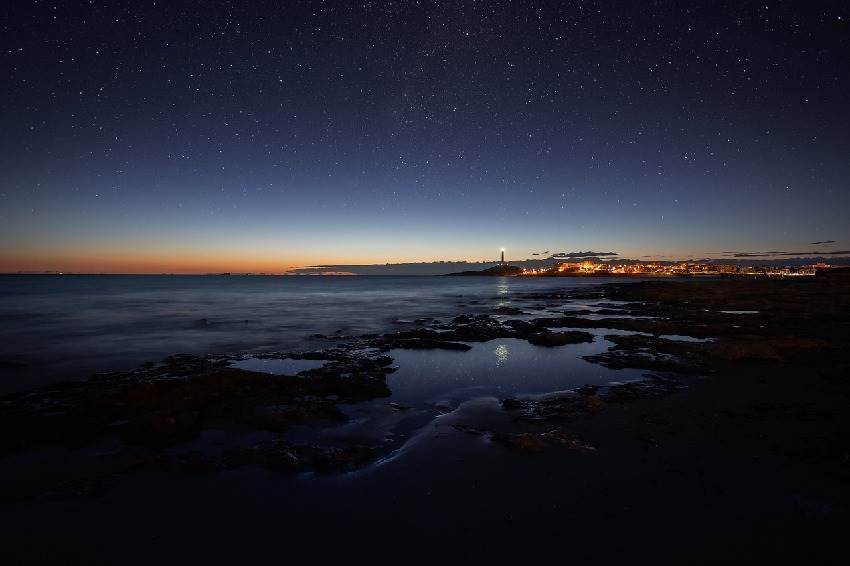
[2, 1, 849, 273]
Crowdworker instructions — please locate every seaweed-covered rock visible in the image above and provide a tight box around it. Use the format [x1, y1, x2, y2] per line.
[0, 348, 396, 453]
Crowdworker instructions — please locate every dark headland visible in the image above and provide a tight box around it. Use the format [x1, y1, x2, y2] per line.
[1, 270, 849, 564]
[446, 264, 523, 276]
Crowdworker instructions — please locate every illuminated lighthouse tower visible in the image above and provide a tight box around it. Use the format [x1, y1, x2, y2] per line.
[500, 248, 505, 265]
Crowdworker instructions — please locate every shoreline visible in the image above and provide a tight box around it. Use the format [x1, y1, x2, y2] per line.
[1, 271, 849, 562]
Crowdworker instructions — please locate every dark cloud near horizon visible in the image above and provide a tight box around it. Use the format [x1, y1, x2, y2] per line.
[809, 240, 836, 245]
[530, 250, 550, 256]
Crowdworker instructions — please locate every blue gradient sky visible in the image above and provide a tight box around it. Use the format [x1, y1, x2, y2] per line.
[2, 1, 848, 272]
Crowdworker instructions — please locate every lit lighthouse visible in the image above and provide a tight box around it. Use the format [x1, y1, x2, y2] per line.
[500, 248, 505, 265]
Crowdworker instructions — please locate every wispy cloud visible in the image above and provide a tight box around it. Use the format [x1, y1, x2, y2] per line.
[809, 240, 836, 245]
[723, 250, 850, 258]
[550, 251, 618, 259]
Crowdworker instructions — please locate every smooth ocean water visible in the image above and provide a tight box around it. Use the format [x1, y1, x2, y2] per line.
[0, 274, 623, 394]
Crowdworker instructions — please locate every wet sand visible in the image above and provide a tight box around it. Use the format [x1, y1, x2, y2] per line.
[1, 270, 849, 564]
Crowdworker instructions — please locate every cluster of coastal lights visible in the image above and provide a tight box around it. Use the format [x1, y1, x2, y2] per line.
[520, 261, 831, 276]
[500, 249, 831, 277]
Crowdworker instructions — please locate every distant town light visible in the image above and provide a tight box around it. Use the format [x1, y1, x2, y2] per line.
[524, 259, 827, 278]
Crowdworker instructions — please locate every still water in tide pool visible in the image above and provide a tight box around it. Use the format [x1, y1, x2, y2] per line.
[386, 338, 645, 406]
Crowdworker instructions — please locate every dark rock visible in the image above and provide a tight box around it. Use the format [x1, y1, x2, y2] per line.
[253, 400, 346, 432]
[583, 350, 701, 374]
[452, 424, 486, 435]
[121, 410, 201, 446]
[311, 445, 375, 473]
[492, 432, 548, 452]
[491, 429, 595, 453]
[192, 318, 218, 328]
[0, 347, 396, 455]
[501, 391, 608, 423]
[262, 444, 301, 473]
[604, 376, 684, 403]
[526, 331, 594, 347]
[227, 439, 377, 474]
[501, 394, 587, 423]
[492, 306, 525, 315]
[575, 384, 600, 396]
[374, 337, 471, 351]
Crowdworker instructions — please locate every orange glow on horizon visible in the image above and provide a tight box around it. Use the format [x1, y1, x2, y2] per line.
[0, 244, 772, 275]
[0, 248, 315, 274]
[0, 247, 507, 274]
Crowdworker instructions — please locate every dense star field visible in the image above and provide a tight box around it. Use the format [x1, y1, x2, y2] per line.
[3, 5, 850, 563]
[1, 1, 848, 271]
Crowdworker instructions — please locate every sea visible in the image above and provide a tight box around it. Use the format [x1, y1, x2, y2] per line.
[0, 274, 639, 395]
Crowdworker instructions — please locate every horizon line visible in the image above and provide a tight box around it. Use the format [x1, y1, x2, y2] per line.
[4, 254, 848, 276]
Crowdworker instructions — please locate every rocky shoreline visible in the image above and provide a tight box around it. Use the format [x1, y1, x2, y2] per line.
[1, 270, 849, 510]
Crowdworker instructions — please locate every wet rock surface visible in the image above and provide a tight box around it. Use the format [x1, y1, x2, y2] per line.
[371, 313, 593, 348]
[222, 439, 376, 474]
[498, 375, 682, 426]
[0, 348, 396, 453]
[526, 330, 594, 347]
[491, 429, 596, 453]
